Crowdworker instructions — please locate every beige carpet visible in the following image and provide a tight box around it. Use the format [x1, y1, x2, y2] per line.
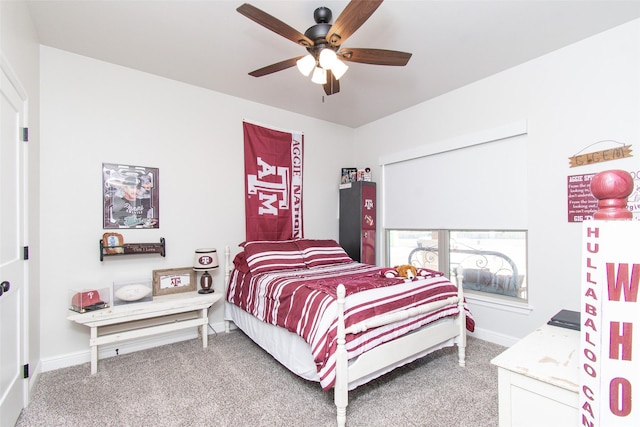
[16, 331, 504, 427]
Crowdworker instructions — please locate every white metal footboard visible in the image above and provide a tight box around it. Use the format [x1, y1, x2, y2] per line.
[334, 283, 467, 427]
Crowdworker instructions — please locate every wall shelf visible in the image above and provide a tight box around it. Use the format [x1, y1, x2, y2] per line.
[100, 237, 166, 261]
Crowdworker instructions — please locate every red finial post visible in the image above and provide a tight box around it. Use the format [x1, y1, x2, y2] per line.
[590, 169, 634, 220]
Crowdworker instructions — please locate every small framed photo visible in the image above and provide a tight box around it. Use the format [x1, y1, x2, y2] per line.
[102, 232, 124, 254]
[341, 167, 357, 184]
[152, 267, 196, 296]
[357, 168, 372, 182]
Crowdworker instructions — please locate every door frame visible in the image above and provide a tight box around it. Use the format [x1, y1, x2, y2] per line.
[0, 53, 30, 420]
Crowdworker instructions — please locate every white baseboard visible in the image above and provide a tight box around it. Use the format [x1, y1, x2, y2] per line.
[40, 321, 227, 373]
[468, 326, 518, 347]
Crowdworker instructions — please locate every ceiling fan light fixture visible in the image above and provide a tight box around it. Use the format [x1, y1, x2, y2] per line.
[311, 66, 327, 84]
[318, 48, 337, 69]
[237, 2, 411, 96]
[296, 54, 316, 76]
[332, 59, 349, 80]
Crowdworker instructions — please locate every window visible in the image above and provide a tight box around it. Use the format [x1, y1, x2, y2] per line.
[381, 123, 529, 304]
[388, 229, 527, 302]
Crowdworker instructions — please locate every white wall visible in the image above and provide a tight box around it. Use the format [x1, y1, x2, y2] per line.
[1, 0, 42, 394]
[39, 47, 353, 368]
[355, 19, 640, 344]
[38, 17, 640, 368]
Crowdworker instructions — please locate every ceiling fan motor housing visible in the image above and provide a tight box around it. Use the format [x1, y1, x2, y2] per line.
[314, 7, 332, 24]
[304, 7, 336, 56]
[304, 23, 332, 44]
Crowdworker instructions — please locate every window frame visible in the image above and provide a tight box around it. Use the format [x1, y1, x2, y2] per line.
[386, 228, 529, 306]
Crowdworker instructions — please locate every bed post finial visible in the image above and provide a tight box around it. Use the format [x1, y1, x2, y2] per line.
[590, 169, 634, 220]
[224, 245, 231, 284]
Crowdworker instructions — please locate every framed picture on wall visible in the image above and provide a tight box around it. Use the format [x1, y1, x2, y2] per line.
[102, 163, 160, 229]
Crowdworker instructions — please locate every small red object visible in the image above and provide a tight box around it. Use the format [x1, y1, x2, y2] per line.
[590, 169, 634, 220]
[71, 290, 105, 311]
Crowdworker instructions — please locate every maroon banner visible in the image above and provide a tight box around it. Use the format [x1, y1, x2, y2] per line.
[243, 122, 303, 241]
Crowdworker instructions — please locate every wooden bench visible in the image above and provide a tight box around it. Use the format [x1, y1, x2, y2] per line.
[68, 291, 221, 373]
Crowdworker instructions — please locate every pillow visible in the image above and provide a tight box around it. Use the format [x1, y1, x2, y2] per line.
[233, 251, 250, 274]
[242, 240, 306, 274]
[115, 284, 152, 302]
[295, 239, 353, 268]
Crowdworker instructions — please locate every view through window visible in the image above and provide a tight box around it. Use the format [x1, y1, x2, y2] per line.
[388, 230, 528, 302]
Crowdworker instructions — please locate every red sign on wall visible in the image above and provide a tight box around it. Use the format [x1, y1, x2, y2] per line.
[567, 173, 597, 222]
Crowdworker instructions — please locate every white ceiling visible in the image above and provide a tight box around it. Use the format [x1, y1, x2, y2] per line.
[26, 0, 640, 128]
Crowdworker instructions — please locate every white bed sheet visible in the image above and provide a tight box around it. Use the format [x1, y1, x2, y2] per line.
[224, 300, 457, 390]
[225, 301, 320, 381]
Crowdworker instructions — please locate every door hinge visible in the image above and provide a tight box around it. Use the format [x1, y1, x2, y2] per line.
[22, 127, 28, 142]
[23, 246, 29, 260]
[23, 364, 29, 379]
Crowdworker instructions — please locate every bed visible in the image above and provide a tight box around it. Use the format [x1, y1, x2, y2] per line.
[223, 239, 474, 427]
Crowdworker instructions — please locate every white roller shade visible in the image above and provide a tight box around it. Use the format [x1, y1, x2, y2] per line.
[382, 122, 528, 230]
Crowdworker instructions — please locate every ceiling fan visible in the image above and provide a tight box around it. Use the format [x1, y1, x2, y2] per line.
[237, 0, 412, 96]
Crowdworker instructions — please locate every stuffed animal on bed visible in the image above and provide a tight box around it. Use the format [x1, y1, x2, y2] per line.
[396, 264, 417, 280]
[381, 265, 443, 280]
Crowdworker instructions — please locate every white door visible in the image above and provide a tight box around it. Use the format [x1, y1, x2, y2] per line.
[0, 60, 28, 426]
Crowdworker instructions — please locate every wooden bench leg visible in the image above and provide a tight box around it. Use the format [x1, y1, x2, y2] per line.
[201, 308, 208, 348]
[90, 326, 98, 374]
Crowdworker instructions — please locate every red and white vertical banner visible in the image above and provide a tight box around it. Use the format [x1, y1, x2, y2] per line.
[243, 121, 303, 241]
[581, 220, 640, 426]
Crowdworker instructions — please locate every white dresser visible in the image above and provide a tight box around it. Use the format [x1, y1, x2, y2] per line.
[491, 324, 580, 427]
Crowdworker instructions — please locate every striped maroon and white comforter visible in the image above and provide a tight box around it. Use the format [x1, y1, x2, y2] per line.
[227, 262, 474, 390]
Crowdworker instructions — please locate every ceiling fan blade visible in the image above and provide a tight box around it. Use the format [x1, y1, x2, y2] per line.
[338, 48, 412, 66]
[323, 70, 340, 96]
[248, 57, 303, 77]
[326, 0, 383, 47]
[237, 3, 314, 47]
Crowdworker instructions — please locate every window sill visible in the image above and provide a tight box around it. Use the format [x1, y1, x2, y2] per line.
[463, 291, 533, 315]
